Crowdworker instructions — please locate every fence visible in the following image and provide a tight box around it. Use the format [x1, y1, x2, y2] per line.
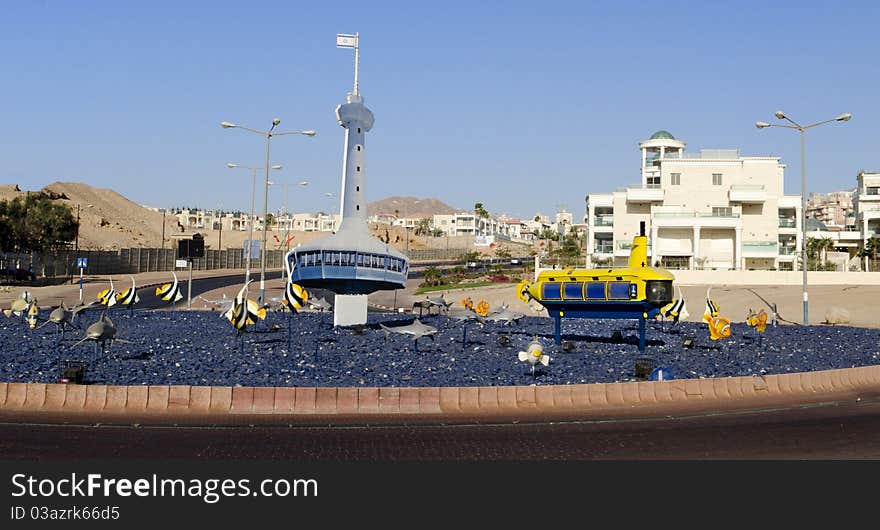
[1, 246, 497, 279]
[1, 248, 293, 278]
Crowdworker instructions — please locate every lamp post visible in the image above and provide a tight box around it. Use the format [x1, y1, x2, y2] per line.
[222, 119, 315, 304]
[226, 163, 283, 286]
[756, 111, 852, 325]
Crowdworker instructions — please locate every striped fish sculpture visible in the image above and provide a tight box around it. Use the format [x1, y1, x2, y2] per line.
[660, 286, 689, 324]
[702, 287, 719, 324]
[224, 281, 266, 334]
[281, 281, 309, 312]
[96, 278, 117, 307]
[155, 272, 184, 303]
[27, 299, 40, 329]
[115, 276, 140, 306]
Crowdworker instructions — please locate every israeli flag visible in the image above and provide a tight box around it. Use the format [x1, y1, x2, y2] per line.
[336, 34, 357, 48]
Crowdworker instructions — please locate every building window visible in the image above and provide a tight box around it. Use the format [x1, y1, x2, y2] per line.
[712, 207, 733, 217]
[357, 128, 361, 133]
[357, 166, 360, 172]
[671, 173, 681, 186]
[712, 173, 723, 186]
[356, 186, 359, 191]
[357, 146, 361, 151]
[646, 176, 660, 189]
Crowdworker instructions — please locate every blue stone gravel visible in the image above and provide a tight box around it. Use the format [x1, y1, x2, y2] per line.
[1, 309, 878, 387]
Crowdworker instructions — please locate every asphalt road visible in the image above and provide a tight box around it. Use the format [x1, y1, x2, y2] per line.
[3, 397, 880, 460]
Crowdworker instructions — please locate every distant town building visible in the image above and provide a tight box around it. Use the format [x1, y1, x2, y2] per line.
[806, 190, 855, 231]
[855, 169, 880, 245]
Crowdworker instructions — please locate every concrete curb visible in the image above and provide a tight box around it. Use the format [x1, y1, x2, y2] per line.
[2, 364, 879, 426]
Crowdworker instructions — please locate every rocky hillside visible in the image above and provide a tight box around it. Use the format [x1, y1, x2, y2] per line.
[1, 182, 177, 250]
[367, 196, 459, 219]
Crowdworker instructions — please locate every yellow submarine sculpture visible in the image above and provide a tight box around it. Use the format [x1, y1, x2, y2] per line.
[516, 222, 674, 351]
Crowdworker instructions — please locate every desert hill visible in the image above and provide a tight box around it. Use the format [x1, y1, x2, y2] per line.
[0, 182, 490, 253]
[367, 196, 459, 219]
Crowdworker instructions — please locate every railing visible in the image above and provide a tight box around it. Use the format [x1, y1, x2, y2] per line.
[742, 242, 778, 251]
[730, 184, 765, 190]
[778, 218, 796, 228]
[593, 215, 614, 226]
[616, 240, 652, 250]
[779, 246, 797, 255]
[653, 211, 741, 218]
[593, 245, 613, 254]
[866, 188, 880, 195]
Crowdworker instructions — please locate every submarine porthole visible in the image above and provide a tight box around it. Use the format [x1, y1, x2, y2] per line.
[645, 280, 673, 307]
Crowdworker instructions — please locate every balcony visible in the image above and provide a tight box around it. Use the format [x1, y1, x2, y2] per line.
[778, 218, 796, 228]
[626, 185, 664, 202]
[742, 241, 778, 257]
[652, 210, 741, 228]
[615, 240, 651, 255]
[729, 184, 766, 203]
[593, 245, 613, 255]
[593, 215, 614, 227]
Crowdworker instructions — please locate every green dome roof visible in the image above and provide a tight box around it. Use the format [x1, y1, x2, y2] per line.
[650, 130, 675, 140]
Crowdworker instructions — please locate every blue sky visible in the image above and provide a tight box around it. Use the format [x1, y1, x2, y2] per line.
[1, 1, 877, 221]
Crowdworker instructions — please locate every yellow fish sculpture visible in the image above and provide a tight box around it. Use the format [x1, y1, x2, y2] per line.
[115, 276, 140, 307]
[660, 286, 688, 324]
[281, 281, 309, 312]
[96, 278, 117, 307]
[155, 272, 184, 304]
[702, 287, 719, 323]
[707, 316, 731, 340]
[224, 280, 266, 334]
[461, 296, 474, 311]
[27, 299, 40, 329]
[746, 308, 768, 333]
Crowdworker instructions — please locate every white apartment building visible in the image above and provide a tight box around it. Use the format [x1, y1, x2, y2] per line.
[432, 212, 476, 237]
[855, 170, 880, 245]
[585, 130, 804, 271]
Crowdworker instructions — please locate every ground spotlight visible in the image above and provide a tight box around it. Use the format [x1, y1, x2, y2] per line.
[60, 360, 86, 384]
[634, 357, 656, 380]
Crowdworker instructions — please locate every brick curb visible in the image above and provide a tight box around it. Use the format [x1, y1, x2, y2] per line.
[1, 365, 879, 426]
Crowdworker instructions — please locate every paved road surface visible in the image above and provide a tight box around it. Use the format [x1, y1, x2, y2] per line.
[3, 397, 879, 460]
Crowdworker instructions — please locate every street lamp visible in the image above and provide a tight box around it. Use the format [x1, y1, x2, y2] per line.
[226, 163, 283, 287]
[755, 111, 852, 325]
[222, 119, 315, 304]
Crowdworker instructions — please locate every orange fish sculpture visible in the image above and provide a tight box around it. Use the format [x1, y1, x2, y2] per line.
[746, 308, 768, 333]
[707, 316, 731, 340]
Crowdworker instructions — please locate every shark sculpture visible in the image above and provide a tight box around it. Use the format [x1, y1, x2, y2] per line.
[379, 318, 439, 343]
[72, 312, 120, 352]
[480, 308, 525, 326]
[37, 300, 92, 335]
[307, 296, 332, 312]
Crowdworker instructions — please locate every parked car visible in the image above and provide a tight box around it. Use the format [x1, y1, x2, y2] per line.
[0, 267, 36, 284]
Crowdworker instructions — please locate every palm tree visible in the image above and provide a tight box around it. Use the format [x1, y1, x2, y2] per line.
[857, 236, 880, 271]
[474, 202, 489, 235]
[414, 218, 432, 239]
